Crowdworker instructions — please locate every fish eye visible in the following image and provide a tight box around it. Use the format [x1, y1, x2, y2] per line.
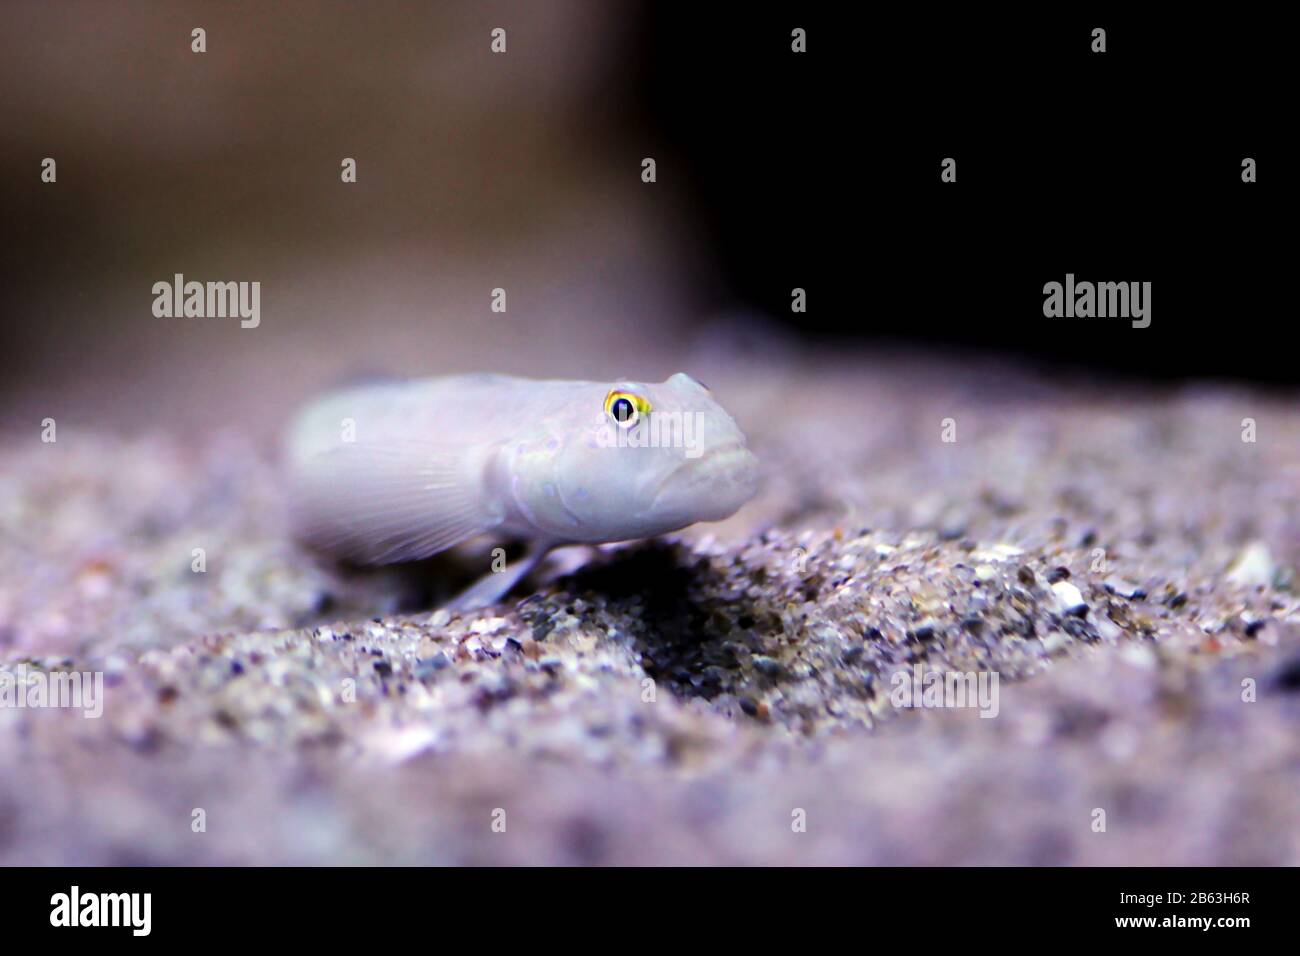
[611, 397, 636, 426]
[604, 389, 651, 429]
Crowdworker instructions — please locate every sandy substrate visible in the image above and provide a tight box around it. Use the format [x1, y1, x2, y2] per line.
[2, 354, 1298, 864]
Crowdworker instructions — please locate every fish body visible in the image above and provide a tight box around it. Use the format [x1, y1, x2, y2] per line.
[285, 372, 758, 605]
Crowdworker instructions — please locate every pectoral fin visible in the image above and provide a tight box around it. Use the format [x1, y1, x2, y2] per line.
[291, 440, 502, 565]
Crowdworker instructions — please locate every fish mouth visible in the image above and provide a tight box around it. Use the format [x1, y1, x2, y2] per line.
[649, 442, 759, 513]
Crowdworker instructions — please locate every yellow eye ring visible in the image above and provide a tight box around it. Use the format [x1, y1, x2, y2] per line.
[604, 389, 652, 429]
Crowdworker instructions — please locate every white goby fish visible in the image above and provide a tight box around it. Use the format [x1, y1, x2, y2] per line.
[285, 372, 759, 610]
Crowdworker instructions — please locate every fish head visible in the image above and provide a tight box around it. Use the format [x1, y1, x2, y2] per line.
[521, 373, 759, 542]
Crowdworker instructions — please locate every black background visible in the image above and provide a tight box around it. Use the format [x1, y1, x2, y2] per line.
[3, 866, 1281, 940]
[634, 7, 1285, 382]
